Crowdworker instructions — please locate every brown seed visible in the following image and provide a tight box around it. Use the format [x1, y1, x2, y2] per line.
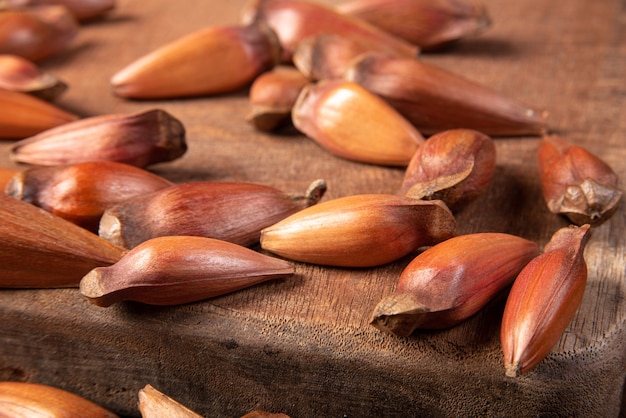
[99, 179, 327, 249]
[241, 0, 419, 63]
[247, 65, 309, 131]
[111, 22, 281, 99]
[292, 79, 424, 166]
[138, 385, 203, 418]
[370, 232, 539, 336]
[9, 108, 187, 167]
[260, 194, 456, 267]
[293, 33, 390, 81]
[0, 53, 67, 100]
[0, 6, 78, 62]
[5, 161, 173, 232]
[345, 52, 548, 136]
[0, 381, 118, 417]
[501, 224, 591, 377]
[1, 0, 116, 22]
[0, 193, 126, 288]
[0, 88, 77, 138]
[537, 134, 622, 226]
[399, 128, 496, 211]
[337, 0, 491, 50]
[80, 236, 295, 307]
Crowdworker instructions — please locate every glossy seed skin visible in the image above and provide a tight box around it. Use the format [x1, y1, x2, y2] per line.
[9, 109, 187, 167]
[370, 232, 539, 336]
[0, 381, 118, 417]
[346, 52, 548, 136]
[242, 0, 419, 62]
[0, 88, 77, 139]
[5, 161, 173, 232]
[80, 236, 295, 307]
[399, 128, 496, 211]
[0, 193, 126, 288]
[337, 0, 491, 50]
[0, 53, 67, 100]
[0, 0, 117, 22]
[99, 180, 326, 249]
[292, 80, 424, 166]
[247, 66, 309, 131]
[501, 224, 591, 377]
[538, 135, 622, 226]
[0, 6, 78, 62]
[111, 23, 281, 99]
[261, 194, 456, 267]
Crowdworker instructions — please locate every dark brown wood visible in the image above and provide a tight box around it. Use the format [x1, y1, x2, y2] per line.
[1, 0, 625, 416]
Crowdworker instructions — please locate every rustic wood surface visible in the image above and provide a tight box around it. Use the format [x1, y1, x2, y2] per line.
[1, 0, 625, 417]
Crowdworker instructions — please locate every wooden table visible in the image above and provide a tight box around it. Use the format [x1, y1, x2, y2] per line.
[1, 0, 624, 416]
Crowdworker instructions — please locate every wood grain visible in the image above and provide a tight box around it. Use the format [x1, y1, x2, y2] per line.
[1, 0, 624, 416]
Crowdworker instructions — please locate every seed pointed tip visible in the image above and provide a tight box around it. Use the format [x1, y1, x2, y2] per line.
[98, 211, 126, 248]
[109, 60, 152, 98]
[305, 178, 328, 206]
[79, 268, 113, 306]
[109, 68, 125, 86]
[138, 383, 204, 417]
[370, 293, 430, 337]
[369, 312, 418, 338]
[110, 82, 128, 98]
[109, 74, 136, 98]
[505, 361, 522, 378]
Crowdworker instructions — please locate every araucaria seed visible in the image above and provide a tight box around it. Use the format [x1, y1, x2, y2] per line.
[537, 134, 622, 226]
[345, 52, 548, 136]
[79, 236, 295, 307]
[0, 88, 77, 139]
[501, 224, 591, 377]
[99, 179, 327, 249]
[1, 0, 117, 22]
[138, 385, 203, 418]
[260, 194, 456, 267]
[292, 79, 424, 166]
[9, 109, 187, 167]
[247, 65, 310, 131]
[337, 0, 492, 50]
[0, 6, 78, 62]
[0, 381, 118, 417]
[399, 128, 496, 211]
[0, 54, 67, 100]
[370, 233, 539, 336]
[111, 22, 282, 99]
[241, 0, 419, 62]
[0, 193, 126, 288]
[5, 161, 173, 232]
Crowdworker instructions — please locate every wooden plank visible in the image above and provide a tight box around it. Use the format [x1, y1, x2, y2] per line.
[1, 0, 625, 416]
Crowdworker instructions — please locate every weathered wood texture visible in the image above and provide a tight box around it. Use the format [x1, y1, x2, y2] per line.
[1, 0, 625, 417]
